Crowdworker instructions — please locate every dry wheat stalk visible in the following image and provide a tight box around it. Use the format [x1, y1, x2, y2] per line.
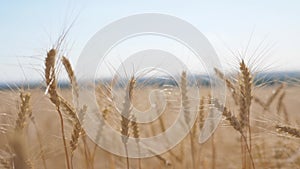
[238, 60, 253, 169]
[0, 158, 11, 169]
[9, 134, 30, 169]
[238, 60, 252, 129]
[70, 122, 82, 154]
[131, 115, 141, 169]
[143, 146, 171, 167]
[276, 92, 289, 123]
[15, 92, 31, 132]
[198, 97, 205, 130]
[45, 49, 60, 108]
[44, 49, 70, 169]
[131, 115, 140, 142]
[16, 91, 48, 169]
[276, 92, 285, 115]
[120, 76, 136, 169]
[275, 125, 300, 138]
[92, 83, 116, 166]
[253, 97, 265, 108]
[265, 84, 284, 110]
[181, 71, 191, 125]
[212, 98, 255, 169]
[180, 71, 196, 169]
[193, 96, 206, 167]
[59, 96, 77, 122]
[121, 77, 135, 144]
[253, 84, 284, 112]
[214, 68, 239, 104]
[61, 56, 79, 108]
[213, 99, 242, 133]
[55, 52, 91, 169]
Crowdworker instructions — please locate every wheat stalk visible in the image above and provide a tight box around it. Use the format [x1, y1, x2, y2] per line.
[276, 91, 289, 123]
[275, 125, 300, 138]
[238, 60, 252, 129]
[238, 60, 253, 169]
[120, 76, 136, 169]
[15, 92, 31, 132]
[0, 157, 12, 169]
[214, 68, 239, 104]
[16, 91, 48, 169]
[212, 98, 255, 169]
[9, 134, 30, 169]
[180, 71, 196, 169]
[198, 97, 205, 131]
[44, 49, 71, 169]
[131, 115, 141, 169]
[61, 54, 94, 169]
[61, 56, 79, 108]
[265, 84, 284, 110]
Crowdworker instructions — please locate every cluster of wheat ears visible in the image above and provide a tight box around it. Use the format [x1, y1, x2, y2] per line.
[0, 47, 299, 169]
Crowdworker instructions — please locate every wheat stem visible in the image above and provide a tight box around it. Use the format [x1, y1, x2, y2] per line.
[44, 49, 71, 169]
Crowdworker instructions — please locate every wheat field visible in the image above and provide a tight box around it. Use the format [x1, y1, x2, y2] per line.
[0, 48, 300, 169]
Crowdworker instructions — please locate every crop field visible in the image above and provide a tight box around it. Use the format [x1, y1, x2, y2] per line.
[0, 49, 299, 169]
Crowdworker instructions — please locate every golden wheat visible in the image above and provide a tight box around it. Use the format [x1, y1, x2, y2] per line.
[44, 49, 71, 169]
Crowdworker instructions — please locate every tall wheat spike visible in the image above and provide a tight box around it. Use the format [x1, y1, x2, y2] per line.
[238, 60, 252, 129]
[10, 91, 32, 169]
[15, 92, 31, 132]
[238, 60, 253, 169]
[180, 71, 196, 169]
[9, 134, 30, 169]
[44, 49, 71, 169]
[121, 76, 136, 169]
[16, 91, 48, 169]
[181, 71, 191, 125]
[61, 56, 93, 169]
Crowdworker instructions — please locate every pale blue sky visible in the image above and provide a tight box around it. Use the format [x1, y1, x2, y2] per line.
[1, 0, 300, 82]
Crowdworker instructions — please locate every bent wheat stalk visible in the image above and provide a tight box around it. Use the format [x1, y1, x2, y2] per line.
[61, 56, 92, 169]
[213, 99, 255, 169]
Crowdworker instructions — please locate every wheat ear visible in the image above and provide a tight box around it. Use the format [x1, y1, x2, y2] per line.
[15, 92, 31, 132]
[61, 55, 93, 169]
[214, 68, 239, 104]
[180, 71, 196, 169]
[238, 60, 252, 129]
[8, 92, 32, 169]
[275, 125, 300, 138]
[213, 99, 255, 169]
[44, 49, 71, 169]
[121, 76, 136, 169]
[17, 91, 48, 169]
[61, 56, 79, 107]
[239, 60, 253, 169]
[0, 158, 11, 169]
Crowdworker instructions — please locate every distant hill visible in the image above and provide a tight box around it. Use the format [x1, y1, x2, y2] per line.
[1, 71, 299, 90]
